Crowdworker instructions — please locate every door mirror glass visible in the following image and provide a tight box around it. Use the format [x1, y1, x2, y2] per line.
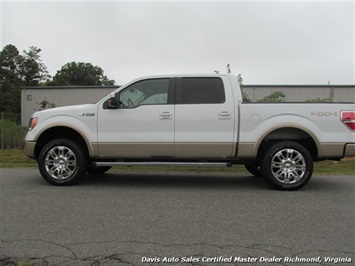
[106, 97, 118, 109]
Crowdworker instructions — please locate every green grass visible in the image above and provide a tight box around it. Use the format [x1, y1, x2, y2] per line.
[0, 149, 37, 168]
[1, 149, 354, 175]
[313, 158, 355, 175]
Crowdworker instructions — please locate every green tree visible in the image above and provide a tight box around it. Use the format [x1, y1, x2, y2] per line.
[47, 62, 115, 86]
[22, 46, 51, 86]
[0, 44, 50, 114]
[0, 44, 23, 114]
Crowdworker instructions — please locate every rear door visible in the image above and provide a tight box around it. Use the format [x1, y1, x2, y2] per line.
[174, 76, 236, 157]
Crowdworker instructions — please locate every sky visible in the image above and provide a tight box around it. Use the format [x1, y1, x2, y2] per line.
[1, 0, 354, 85]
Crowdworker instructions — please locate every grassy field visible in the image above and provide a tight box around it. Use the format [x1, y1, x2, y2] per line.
[1, 149, 354, 175]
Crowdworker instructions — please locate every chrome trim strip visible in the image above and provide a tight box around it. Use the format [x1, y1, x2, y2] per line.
[95, 162, 228, 167]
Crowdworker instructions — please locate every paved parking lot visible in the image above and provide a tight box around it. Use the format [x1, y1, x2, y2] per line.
[1, 168, 354, 265]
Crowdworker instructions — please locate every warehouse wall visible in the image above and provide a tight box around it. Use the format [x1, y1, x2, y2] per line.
[21, 85, 354, 126]
[21, 86, 118, 126]
[242, 85, 355, 102]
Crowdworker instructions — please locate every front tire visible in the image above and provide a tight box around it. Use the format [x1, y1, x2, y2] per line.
[38, 139, 88, 186]
[261, 141, 313, 190]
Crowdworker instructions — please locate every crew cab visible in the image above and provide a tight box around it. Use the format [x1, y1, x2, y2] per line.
[25, 74, 355, 190]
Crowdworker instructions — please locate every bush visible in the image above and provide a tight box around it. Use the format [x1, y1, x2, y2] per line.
[306, 88, 334, 103]
[0, 119, 28, 149]
[258, 91, 286, 102]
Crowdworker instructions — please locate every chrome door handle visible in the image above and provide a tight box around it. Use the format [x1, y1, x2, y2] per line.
[218, 111, 231, 116]
[218, 111, 232, 120]
[159, 111, 173, 120]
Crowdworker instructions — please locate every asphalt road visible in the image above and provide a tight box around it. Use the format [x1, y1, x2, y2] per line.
[1, 168, 354, 266]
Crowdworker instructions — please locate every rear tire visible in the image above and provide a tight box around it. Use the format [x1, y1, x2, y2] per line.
[261, 141, 313, 190]
[38, 139, 88, 186]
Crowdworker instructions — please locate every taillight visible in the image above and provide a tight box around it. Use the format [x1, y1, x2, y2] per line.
[341, 111, 355, 131]
[28, 117, 39, 131]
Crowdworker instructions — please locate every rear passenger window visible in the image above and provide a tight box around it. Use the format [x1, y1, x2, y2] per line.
[180, 77, 225, 104]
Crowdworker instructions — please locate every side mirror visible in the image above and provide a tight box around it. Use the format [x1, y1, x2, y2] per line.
[107, 97, 118, 109]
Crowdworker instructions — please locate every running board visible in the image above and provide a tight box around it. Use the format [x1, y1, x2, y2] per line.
[94, 162, 229, 167]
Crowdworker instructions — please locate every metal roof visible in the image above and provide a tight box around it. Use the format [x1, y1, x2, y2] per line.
[21, 85, 120, 90]
[243, 85, 354, 88]
[21, 84, 354, 90]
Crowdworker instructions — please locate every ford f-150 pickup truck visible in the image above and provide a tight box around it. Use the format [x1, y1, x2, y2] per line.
[25, 74, 355, 190]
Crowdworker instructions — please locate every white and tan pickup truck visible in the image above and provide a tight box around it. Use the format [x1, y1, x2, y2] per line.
[25, 74, 355, 190]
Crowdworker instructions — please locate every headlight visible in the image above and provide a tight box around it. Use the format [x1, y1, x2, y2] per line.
[28, 117, 39, 131]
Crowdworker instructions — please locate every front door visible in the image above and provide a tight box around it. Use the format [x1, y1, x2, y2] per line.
[97, 78, 175, 158]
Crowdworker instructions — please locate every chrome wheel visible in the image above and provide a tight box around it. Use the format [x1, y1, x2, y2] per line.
[39, 139, 87, 186]
[45, 146, 77, 180]
[270, 148, 306, 184]
[262, 141, 313, 190]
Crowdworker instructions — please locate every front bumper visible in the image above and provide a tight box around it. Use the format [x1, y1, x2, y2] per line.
[24, 142, 36, 159]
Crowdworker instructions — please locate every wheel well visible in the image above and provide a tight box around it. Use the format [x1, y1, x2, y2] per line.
[34, 127, 89, 159]
[257, 127, 318, 161]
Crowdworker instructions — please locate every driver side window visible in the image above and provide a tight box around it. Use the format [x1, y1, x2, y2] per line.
[119, 79, 169, 108]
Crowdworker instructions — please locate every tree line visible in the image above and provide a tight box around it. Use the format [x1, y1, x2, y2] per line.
[0, 44, 116, 114]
